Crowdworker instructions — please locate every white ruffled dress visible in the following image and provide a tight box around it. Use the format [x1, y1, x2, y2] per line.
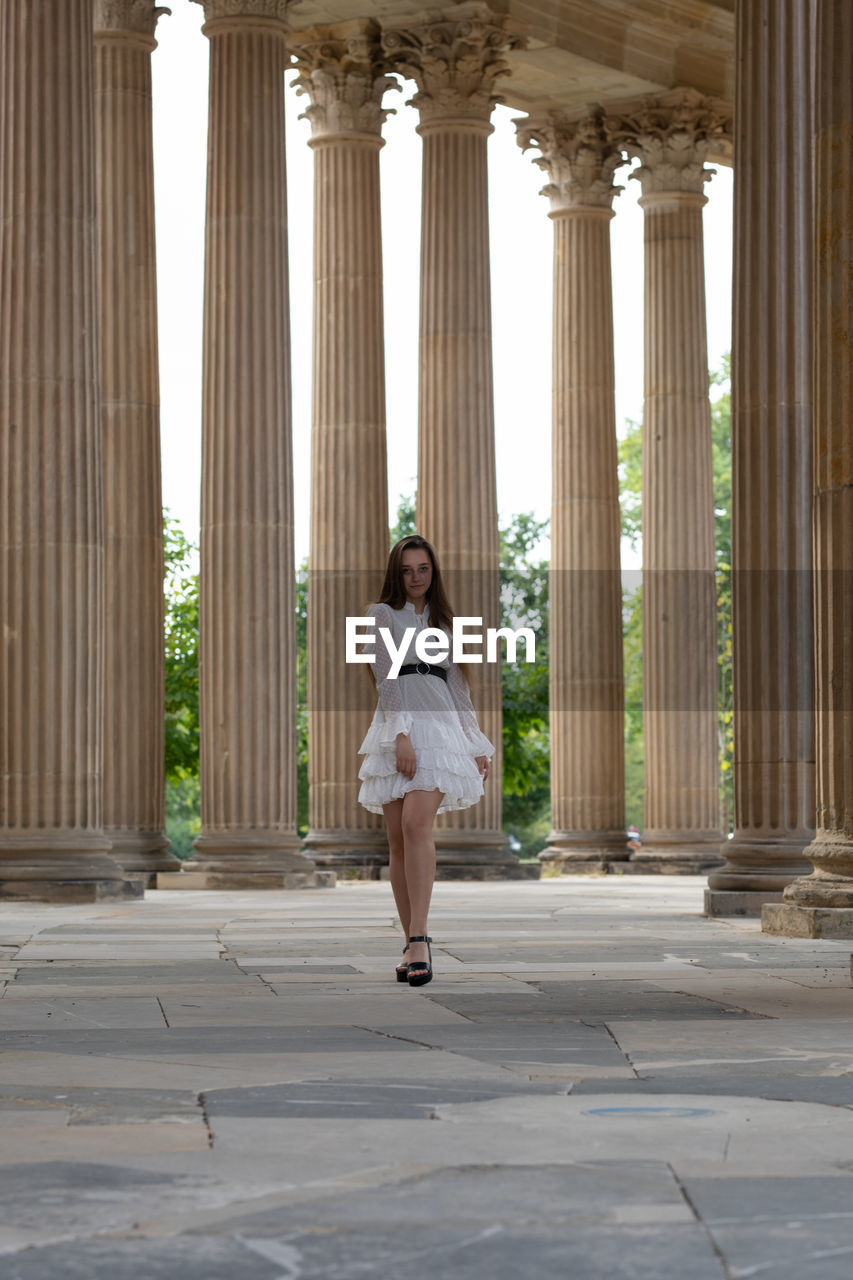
[357, 600, 496, 815]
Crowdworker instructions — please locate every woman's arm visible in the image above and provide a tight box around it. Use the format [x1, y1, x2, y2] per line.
[367, 603, 414, 745]
[445, 659, 496, 758]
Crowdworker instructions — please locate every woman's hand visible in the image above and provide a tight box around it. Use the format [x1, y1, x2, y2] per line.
[475, 756, 490, 781]
[395, 733, 417, 779]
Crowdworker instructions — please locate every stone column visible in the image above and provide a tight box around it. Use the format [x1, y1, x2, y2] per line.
[0, 0, 130, 901]
[383, 5, 530, 878]
[515, 110, 627, 871]
[290, 21, 397, 876]
[186, 0, 318, 888]
[94, 0, 179, 882]
[615, 89, 727, 870]
[763, 0, 853, 939]
[706, 0, 815, 917]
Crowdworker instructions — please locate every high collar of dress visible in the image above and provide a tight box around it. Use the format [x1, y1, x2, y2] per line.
[403, 599, 429, 618]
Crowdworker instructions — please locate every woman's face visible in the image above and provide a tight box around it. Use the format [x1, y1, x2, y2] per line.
[400, 547, 433, 604]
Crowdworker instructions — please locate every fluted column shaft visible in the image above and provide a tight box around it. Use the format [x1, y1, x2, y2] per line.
[189, 1, 312, 879]
[418, 121, 503, 848]
[291, 23, 394, 872]
[549, 209, 625, 856]
[764, 0, 853, 933]
[641, 194, 720, 855]
[707, 0, 815, 912]
[383, 10, 520, 872]
[616, 91, 728, 866]
[94, 2, 178, 877]
[0, 0, 123, 897]
[516, 112, 626, 865]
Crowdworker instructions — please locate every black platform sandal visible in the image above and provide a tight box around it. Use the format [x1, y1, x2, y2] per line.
[406, 935, 433, 987]
[395, 942, 410, 983]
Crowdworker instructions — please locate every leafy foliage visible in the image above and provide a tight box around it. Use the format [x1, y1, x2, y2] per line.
[497, 513, 551, 855]
[163, 515, 199, 783]
[165, 776, 201, 860]
[163, 514, 200, 857]
[296, 556, 308, 835]
[711, 358, 733, 832]
[617, 355, 733, 833]
[390, 491, 417, 544]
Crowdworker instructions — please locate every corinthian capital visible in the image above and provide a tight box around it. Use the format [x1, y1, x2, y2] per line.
[609, 87, 732, 197]
[382, 3, 523, 128]
[93, 0, 170, 37]
[191, 0, 297, 27]
[515, 108, 625, 213]
[291, 21, 399, 140]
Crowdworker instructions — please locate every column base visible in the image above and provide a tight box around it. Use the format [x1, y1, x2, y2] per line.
[183, 831, 323, 888]
[156, 868, 336, 891]
[0, 877, 144, 903]
[301, 829, 389, 878]
[106, 830, 181, 884]
[706, 837, 814, 893]
[434, 832, 540, 880]
[631, 834, 724, 873]
[761, 902, 853, 939]
[704, 888, 786, 917]
[541, 830, 630, 873]
[0, 836, 139, 901]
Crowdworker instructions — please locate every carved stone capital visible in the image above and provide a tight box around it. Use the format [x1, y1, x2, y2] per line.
[515, 108, 625, 212]
[291, 21, 398, 139]
[191, 0, 297, 28]
[93, 0, 170, 38]
[382, 3, 523, 128]
[609, 87, 732, 197]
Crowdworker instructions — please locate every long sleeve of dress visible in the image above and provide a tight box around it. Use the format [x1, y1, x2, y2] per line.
[367, 604, 414, 744]
[446, 660, 497, 758]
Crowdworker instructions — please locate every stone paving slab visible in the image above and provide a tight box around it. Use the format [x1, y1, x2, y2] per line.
[571, 1075, 853, 1105]
[0, 997, 167, 1030]
[0, 1226, 728, 1280]
[158, 994, 473, 1028]
[426, 982, 764, 1023]
[680, 1175, 853, 1280]
[1, 878, 853, 1278]
[608, 1019, 853, 1076]
[0, 1023, 427, 1056]
[202, 1077, 567, 1120]
[8, 962, 256, 985]
[2, 983, 275, 1000]
[2, 1121, 211, 1163]
[0, 1086, 203, 1125]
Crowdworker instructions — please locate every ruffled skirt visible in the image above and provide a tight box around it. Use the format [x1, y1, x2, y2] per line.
[357, 712, 488, 815]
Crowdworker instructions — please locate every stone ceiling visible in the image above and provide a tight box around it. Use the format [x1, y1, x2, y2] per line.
[288, 1, 735, 115]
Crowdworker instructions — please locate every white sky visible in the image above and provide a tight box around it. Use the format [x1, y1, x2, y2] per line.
[151, 2, 733, 570]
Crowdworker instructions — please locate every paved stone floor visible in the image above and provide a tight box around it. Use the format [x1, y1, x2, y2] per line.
[1, 876, 852, 1279]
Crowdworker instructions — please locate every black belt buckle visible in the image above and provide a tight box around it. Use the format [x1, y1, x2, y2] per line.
[416, 661, 430, 675]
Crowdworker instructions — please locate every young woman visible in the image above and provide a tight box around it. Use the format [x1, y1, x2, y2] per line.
[357, 535, 495, 987]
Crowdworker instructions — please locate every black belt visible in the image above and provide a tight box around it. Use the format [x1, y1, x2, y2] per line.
[398, 662, 448, 682]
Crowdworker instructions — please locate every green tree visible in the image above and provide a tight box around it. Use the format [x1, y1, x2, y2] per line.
[710, 356, 733, 833]
[618, 421, 644, 828]
[390, 491, 417, 544]
[498, 513, 551, 856]
[163, 514, 199, 782]
[163, 513, 200, 858]
[617, 354, 733, 833]
[296, 555, 309, 835]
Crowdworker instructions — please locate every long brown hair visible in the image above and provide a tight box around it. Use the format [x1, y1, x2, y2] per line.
[364, 534, 472, 689]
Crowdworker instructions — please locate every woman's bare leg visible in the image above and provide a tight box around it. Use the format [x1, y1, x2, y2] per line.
[382, 799, 410, 961]
[401, 788, 444, 973]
